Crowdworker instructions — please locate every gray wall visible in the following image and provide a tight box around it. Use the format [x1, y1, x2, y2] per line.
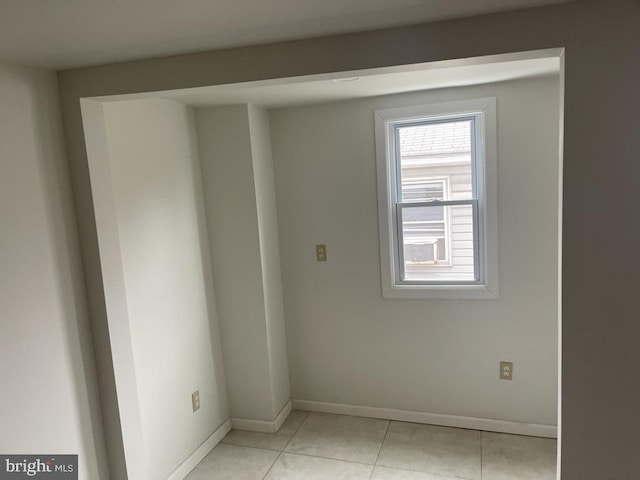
[57, 0, 640, 478]
[0, 61, 107, 478]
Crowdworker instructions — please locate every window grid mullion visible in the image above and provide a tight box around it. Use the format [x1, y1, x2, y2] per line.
[396, 199, 477, 209]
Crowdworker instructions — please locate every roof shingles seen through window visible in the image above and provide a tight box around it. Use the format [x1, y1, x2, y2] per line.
[399, 121, 471, 157]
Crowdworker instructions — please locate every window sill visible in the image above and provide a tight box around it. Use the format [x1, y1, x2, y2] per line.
[382, 283, 499, 300]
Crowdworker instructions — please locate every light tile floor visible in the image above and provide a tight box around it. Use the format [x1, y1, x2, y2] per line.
[186, 411, 557, 480]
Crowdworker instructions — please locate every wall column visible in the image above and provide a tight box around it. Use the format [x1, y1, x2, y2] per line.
[196, 104, 290, 429]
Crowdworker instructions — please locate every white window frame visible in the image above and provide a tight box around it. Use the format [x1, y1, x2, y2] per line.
[375, 97, 499, 299]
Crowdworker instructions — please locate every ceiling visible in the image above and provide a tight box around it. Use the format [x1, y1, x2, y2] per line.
[98, 51, 560, 109]
[0, 0, 571, 70]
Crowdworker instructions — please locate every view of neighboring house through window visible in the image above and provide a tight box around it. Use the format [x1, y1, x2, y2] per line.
[375, 97, 498, 297]
[396, 119, 476, 282]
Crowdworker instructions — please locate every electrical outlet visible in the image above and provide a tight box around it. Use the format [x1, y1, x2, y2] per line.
[316, 244, 327, 262]
[192, 390, 200, 412]
[500, 362, 513, 380]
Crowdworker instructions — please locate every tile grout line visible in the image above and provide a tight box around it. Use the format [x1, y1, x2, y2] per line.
[220, 439, 282, 452]
[261, 410, 310, 480]
[260, 450, 283, 479]
[278, 450, 377, 467]
[369, 420, 392, 479]
[284, 411, 310, 451]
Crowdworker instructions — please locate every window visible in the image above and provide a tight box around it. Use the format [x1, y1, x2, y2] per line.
[375, 98, 498, 299]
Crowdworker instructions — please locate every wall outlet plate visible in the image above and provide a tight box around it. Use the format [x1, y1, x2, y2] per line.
[316, 244, 327, 262]
[500, 361, 513, 380]
[192, 390, 200, 412]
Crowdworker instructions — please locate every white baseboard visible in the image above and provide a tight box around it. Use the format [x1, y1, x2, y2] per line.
[166, 419, 231, 480]
[274, 400, 293, 431]
[292, 399, 557, 438]
[231, 400, 293, 434]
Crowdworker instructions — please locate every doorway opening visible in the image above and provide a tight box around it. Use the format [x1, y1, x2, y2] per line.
[81, 48, 564, 480]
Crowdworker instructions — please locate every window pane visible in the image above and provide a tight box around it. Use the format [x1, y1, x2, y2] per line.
[397, 120, 473, 202]
[400, 204, 476, 282]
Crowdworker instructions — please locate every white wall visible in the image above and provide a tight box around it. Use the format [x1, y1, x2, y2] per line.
[248, 105, 291, 417]
[0, 62, 107, 478]
[195, 104, 290, 424]
[195, 105, 274, 422]
[270, 76, 560, 426]
[101, 99, 229, 480]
